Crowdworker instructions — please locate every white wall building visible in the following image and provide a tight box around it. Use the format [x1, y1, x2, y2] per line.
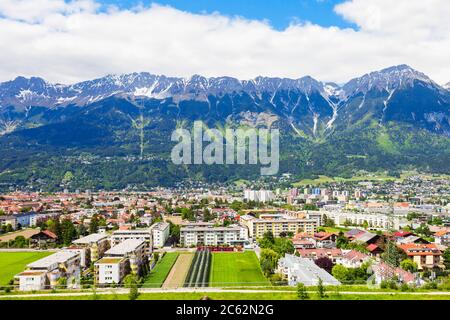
[244, 190, 275, 203]
[150, 222, 170, 248]
[180, 223, 243, 246]
[111, 229, 153, 254]
[16, 250, 81, 291]
[277, 254, 341, 286]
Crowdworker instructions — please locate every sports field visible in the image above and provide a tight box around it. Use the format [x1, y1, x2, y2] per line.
[209, 251, 270, 287]
[143, 252, 179, 288]
[0, 251, 52, 285]
[162, 253, 193, 289]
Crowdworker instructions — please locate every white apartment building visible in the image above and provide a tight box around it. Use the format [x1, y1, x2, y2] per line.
[95, 257, 128, 285]
[240, 214, 318, 239]
[95, 239, 146, 285]
[277, 254, 341, 286]
[150, 222, 170, 248]
[72, 233, 110, 266]
[244, 190, 275, 203]
[323, 210, 400, 230]
[180, 222, 243, 246]
[111, 229, 153, 254]
[16, 250, 81, 291]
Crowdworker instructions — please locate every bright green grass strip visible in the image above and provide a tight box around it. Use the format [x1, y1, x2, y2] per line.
[142, 252, 179, 288]
[209, 251, 270, 287]
[0, 252, 53, 285]
[2, 292, 450, 300]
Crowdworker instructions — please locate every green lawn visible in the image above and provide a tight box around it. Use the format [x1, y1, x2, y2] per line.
[2, 292, 450, 300]
[209, 251, 270, 287]
[142, 252, 179, 288]
[0, 251, 52, 285]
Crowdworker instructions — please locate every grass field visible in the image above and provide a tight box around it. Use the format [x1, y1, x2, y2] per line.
[0, 251, 52, 285]
[2, 291, 450, 300]
[142, 252, 179, 288]
[209, 251, 270, 287]
[162, 253, 194, 288]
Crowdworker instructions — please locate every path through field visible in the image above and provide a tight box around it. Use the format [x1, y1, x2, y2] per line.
[162, 253, 193, 289]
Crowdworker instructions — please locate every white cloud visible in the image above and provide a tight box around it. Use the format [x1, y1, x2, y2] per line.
[0, 0, 449, 84]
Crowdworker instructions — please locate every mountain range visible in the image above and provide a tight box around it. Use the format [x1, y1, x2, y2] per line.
[0, 65, 449, 191]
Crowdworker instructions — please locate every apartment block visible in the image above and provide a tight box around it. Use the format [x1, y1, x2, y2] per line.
[72, 233, 110, 266]
[95, 239, 146, 285]
[150, 222, 170, 248]
[111, 229, 153, 254]
[180, 222, 242, 247]
[240, 214, 318, 239]
[15, 251, 81, 291]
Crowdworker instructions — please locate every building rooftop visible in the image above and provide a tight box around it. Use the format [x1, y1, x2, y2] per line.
[151, 222, 170, 231]
[95, 257, 124, 265]
[105, 239, 145, 256]
[73, 233, 108, 244]
[27, 250, 79, 269]
[112, 229, 152, 235]
[279, 254, 341, 286]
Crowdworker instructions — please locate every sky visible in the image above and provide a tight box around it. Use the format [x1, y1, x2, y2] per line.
[0, 0, 449, 85]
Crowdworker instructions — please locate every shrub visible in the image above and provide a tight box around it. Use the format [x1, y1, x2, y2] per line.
[297, 283, 309, 300]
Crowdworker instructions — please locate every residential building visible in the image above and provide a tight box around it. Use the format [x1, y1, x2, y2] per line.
[72, 233, 110, 266]
[398, 243, 443, 270]
[240, 214, 318, 239]
[0, 215, 17, 230]
[180, 222, 242, 246]
[150, 222, 170, 248]
[30, 230, 58, 247]
[323, 210, 400, 230]
[111, 229, 153, 254]
[277, 254, 341, 286]
[296, 248, 343, 263]
[244, 190, 274, 203]
[434, 228, 450, 247]
[94, 257, 128, 285]
[337, 250, 373, 268]
[15, 250, 81, 291]
[104, 239, 146, 275]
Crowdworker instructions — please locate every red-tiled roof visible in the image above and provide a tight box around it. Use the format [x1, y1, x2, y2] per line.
[394, 230, 412, 237]
[366, 244, 381, 252]
[398, 243, 442, 256]
[42, 230, 57, 239]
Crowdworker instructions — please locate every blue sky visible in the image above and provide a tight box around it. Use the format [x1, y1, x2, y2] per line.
[100, 0, 355, 30]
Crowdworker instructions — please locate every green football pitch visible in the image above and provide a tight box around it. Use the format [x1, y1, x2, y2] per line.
[209, 251, 270, 287]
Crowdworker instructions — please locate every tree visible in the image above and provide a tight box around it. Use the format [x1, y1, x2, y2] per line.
[14, 236, 27, 248]
[57, 276, 67, 289]
[258, 232, 275, 249]
[382, 241, 406, 267]
[317, 278, 326, 299]
[89, 214, 99, 234]
[400, 259, 418, 273]
[336, 231, 348, 248]
[124, 274, 140, 300]
[259, 249, 279, 277]
[297, 283, 309, 300]
[443, 248, 450, 270]
[331, 265, 349, 283]
[314, 256, 334, 274]
[77, 224, 87, 237]
[61, 219, 77, 246]
[302, 204, 319, 211]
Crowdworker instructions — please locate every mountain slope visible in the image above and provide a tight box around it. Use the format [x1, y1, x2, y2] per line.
[0, 65, 449, 191]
